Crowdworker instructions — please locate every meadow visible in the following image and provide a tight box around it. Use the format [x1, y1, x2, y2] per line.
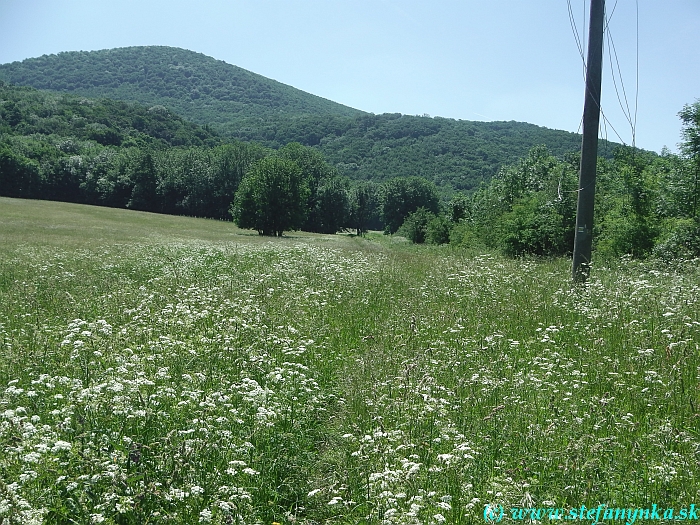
[1, 196, 699, 525]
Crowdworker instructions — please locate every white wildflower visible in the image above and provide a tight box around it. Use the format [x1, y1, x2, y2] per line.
[52, 441, 72, 452]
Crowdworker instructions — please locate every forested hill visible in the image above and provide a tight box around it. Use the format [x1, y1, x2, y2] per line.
[0, 46, 364, 133]
[244, 112, 594, 191]
[0, 46, 616, 192]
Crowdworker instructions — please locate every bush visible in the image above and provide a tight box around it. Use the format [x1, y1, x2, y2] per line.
[653, 217, 700, 260]
[397, 207, 434, 244]
[426, 215, 451, 245]
[499, 195, 568, 256]
[449, 221, 481, 248]
[596, 208, 659, 259]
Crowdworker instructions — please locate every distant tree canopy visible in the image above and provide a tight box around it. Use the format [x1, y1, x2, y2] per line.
[313, 176, 351, 234]
[0, 47, 362, 135]
[229, 144, 353, 236]
[223, 142, 349, 235]
[0, 83, 219, 149]
[349, 181, 383, 236]
[678, 99, 700, 218]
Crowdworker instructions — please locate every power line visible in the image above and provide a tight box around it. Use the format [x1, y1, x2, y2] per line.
[601, 101, 610, 157]
[567, 0, 587, 74]
[567, 0, 626, 146]
[606, 25, 634, 130]
[583, 0, 587, 59]
[604, 0, 620, 29]
[569, 0, 641, 148]
[602, 1, 641, 149]
[600, 106, 628, 146]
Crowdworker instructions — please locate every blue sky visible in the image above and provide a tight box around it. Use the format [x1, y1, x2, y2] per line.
[1, 0, 698, 153]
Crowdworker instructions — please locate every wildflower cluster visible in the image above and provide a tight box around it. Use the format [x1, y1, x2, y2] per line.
[1, 236, 699, 523]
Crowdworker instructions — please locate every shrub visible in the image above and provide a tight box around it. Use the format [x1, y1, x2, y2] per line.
[596, 208, 659, 259]
[499, 195, 568, 256]
[426, 214, 451, 245]
[653, 217, 700, 260]
[449, 221, 480, 248]
[397, 207, 434, 244]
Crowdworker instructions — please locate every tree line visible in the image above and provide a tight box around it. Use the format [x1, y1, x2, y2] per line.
[0, 126, 442, 237]
[0, 82, 435, 236]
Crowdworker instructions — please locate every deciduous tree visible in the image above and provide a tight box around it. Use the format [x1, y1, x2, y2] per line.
[679, 100, 700, 218]
[382, 176, 439, 234]
[231, 157, 309, 236]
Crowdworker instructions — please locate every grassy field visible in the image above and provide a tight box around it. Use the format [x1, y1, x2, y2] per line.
[1, 196, 699, 525]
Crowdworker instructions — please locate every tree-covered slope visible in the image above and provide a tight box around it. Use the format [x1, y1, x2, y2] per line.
[0, 46, 364, 134]
[231, 111, 616, 192]
[0, 82, 266, 216]
[0, 46, 618, 193]
[0, 82, 220, 148]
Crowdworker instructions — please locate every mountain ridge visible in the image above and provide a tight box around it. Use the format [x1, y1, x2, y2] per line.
[0, 46, 364, 133]
[0, 46, 614, 192]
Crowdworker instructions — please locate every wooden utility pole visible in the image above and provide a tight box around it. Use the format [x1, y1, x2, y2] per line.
[572, 0, 605, 282]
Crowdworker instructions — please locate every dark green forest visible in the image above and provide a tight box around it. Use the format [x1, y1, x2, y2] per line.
[245, 112, 600, 193]
[0, 46, 614, 194]
[0, 83, 220, 148]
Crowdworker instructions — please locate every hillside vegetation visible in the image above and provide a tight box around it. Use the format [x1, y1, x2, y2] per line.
[0, 46, 362, 130]
[1, 197, 699, 523]
[0, 46, 613, 192]
[2, 79, 699, 261]
[0, 82, 220, 148]
[240, 112, 594, 191]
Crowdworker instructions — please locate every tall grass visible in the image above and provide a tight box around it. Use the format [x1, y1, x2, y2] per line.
[1, 197, 699, 524]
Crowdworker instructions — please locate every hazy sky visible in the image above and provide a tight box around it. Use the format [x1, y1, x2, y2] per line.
[1, 0, 698, 153]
